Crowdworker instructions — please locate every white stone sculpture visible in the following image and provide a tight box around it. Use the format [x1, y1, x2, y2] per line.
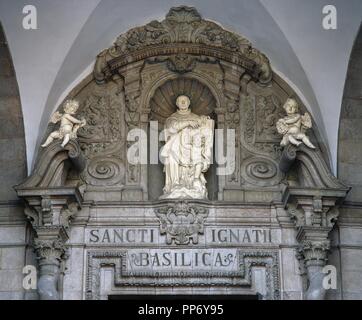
[276, 98, 316, 149]
[41, 99, 86, 148]
[160, 95, 214, 199]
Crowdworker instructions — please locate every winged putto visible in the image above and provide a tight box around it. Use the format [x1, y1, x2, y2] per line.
[276, 98, 315, 149]
[41, 99, 86, 148]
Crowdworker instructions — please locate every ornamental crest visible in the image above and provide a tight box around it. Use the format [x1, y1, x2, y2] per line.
[155, 202, 209, 245]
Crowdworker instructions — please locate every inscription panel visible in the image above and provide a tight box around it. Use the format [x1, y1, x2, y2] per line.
[85, 227, 280, 245]
[127, 248, 238, 272]
[86, 227, 159, 244]
[205, 227, 278, 244]
[85, 249, 281, 300]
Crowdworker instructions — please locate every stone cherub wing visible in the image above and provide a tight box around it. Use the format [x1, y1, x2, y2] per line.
[49, 111, 63, 124]
[276, 118, 288, 135]
[301, 112, 312, 129]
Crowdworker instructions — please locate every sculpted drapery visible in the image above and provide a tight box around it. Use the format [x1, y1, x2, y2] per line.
[160, 95, 214, 199]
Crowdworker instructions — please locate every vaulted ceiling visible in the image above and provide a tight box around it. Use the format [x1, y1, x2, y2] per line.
[0, 0, 361, 174]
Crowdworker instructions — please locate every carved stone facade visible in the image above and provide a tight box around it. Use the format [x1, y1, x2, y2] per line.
[43, 6, 323, 204]
[12, 6, 349, 300]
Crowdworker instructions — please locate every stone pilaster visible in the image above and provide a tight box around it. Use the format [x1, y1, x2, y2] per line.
[284, 188, 345, 300]
[296, 226, 331, 299]
[20, 189, 82, 299]
[33, 228, 67, 300]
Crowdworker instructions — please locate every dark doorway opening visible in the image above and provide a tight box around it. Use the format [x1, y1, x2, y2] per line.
[108, 294, 260, 300]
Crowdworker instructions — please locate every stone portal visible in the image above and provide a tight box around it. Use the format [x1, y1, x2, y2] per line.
[15, 6, 349, 300]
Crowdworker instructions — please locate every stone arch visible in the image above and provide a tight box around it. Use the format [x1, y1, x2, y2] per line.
[0, 22, 27, 201]
[0, 22, 30, 300]
[328, 24, 362, 300]
[0, 23, 27, 200]
[338, 24, 362, 202]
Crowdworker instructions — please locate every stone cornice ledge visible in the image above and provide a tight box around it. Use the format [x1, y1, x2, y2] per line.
[16, 187, 83, 203]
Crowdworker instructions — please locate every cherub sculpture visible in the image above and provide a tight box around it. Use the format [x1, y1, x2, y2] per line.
[276, 98, 316, 149]
[41, 99, 86, 148]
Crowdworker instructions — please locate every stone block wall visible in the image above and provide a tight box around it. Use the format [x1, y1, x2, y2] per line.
[0, 23, 32, 299]
[336, 26, 362, 300]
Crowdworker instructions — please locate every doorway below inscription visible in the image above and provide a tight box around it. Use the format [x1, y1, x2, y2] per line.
[108, 294, 260, 300]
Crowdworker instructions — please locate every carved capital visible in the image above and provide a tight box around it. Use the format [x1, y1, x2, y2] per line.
[16, 187, 82, 300]
[33, 234, 69, 299]
[22, 190, 82, 230]
[283, 185, 348, 300]
[27, 199, 76, 264]
[155, 201, 209, 245]
[286, 191, 339, 270]
[22, 192, 80, 264]
[285, 190, 342, 229]
[296, 225, 331, 267]
[30, 224, 71, 300]
[294, 226, 332, 300]
[34, 236, 67, 265]
[298, 240, 330, 266]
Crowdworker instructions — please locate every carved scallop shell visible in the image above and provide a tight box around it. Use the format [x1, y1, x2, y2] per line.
[150, 78, 216, 123]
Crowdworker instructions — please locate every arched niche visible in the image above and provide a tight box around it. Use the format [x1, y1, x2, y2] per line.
[146, 76, 219, 200]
